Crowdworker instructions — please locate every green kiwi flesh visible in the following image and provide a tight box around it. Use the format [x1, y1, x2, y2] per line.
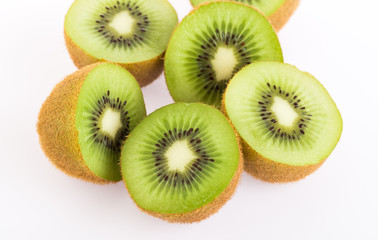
[165, 2, 283, 108]
[190, 0, 285, 17]
[75, 63, 146, 181]
[121, 103, 240, 216]
[224, 62, 342, 167]
[65, 0, 178, 63]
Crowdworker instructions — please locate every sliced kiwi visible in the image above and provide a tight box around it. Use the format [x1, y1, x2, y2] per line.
[189, 0, 300, 31]
[120, 103, 242, 223]
[64, 0, 178, 86]
[164, 2, 283, 108]
[37, 63, 146, 183]
[223, 62, 343, 182]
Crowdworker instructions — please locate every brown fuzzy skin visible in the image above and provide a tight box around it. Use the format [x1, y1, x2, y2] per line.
[221, 96, 323, 183]
[241, 140, 325, 183]
[269, 0, 300, 31]
[64, 31, 164, 87]
[37, 63, 111, 184]
[126, 136, 244, 223]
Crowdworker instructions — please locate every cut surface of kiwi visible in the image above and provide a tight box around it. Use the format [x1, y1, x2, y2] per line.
[64, 0, 178, 86]
[121, 103, 242, 222]
[189, 0, 300, 31]
[191, 0, 285, 17]
[224, 61, 342, 182]
[165, 2, 283, 108]
[37, 63, 146, 182]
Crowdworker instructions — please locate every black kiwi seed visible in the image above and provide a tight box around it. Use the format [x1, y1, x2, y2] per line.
[91, 90, 130, 151]
[186, 23, 261, 98]
[151, 128, 215, 190]
[258, 82, 312, 140]
[94, 1, 149, 48]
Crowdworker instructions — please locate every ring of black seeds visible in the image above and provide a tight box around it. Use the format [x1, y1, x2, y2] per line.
[259, 82, 313, 140]
[151, 128, 216, 190]
[187, 23, 261, 97]
[94, 1, 149, 48]
[91, 90, 130, 152]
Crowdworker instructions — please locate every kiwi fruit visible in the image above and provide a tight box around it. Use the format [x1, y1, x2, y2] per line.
[164, 1, 283, 108]
[189, 0, 300, 31]
[223, 61, 343, 182]
[37, 63, 146, 183]
[64, 0, 178, 87]
[120, 103, 242, 223]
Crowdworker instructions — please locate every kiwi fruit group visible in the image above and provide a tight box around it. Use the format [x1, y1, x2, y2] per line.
[120, 103, 242, 223]
[37, 63, 146, 183]
[64, 0, 178, 86]
[36, 0, 342, 223]
[164, 1, 283, 108]
[223, 62, 342, 182]
[189, 0, 300, 31]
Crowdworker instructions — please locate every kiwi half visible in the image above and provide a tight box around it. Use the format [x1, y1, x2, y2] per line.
[120, 103, 242, 223]
[189, 0, 300, 31]
[64, 0, 178, 86]
[223, 62, 342, 182]
[37, 63, 146, 183]
[165, 1, 283, 108]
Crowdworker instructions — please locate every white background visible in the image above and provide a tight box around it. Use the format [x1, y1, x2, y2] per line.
[1, 0, 377, 239]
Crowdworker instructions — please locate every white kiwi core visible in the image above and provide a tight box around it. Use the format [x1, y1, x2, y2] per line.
[165, 140, 197, 172]
[211, 47, 238, 82]
[109, 11, 135, 35]
[271, 96, 298, 127]
[101, 108, 123, 138]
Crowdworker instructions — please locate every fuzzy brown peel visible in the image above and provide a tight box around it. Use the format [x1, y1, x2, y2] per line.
[37, 63, 111, 184]
[64, 31, 164, 87]
[241, 140, 325, 183]
[269, 0, 300, 31]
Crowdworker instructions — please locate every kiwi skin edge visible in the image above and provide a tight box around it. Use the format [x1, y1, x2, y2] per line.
[123, 126, 244, 223]
[240, 141, 325, 183]
[269, 0, 300, 31]
[37, 63, 111, 184]
[221, 96, 326, 183]
[64, 31, 164, 87]
[189, 0, 300, 32]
